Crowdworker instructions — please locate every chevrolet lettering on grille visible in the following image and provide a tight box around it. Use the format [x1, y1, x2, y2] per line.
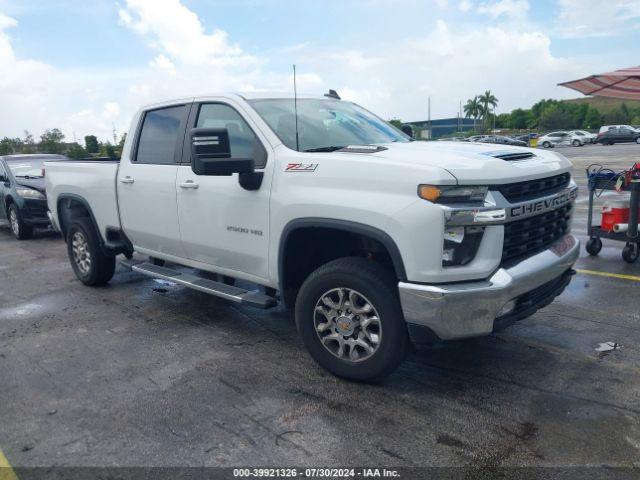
[509, 188, 578, 220]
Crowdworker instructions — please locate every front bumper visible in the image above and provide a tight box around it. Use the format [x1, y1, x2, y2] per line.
[22, 199, 50, 226]
[398, 234, 579, 341]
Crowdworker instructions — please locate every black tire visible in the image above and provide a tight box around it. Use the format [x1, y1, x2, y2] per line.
[586, 237, 602, 256]
[622, 242, 639, 264]
[635, 137, 640, 144]
[67, 217, 116, 286]
[295, 257, 408, 382]
[7, 203, 33, 240]
[542, 141, 551, 148]
[572, 139, 581, 147]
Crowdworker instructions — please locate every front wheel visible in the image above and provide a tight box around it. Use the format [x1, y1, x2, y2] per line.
[572, 140, 581, 147]
[295, 257, 408, 382]
[67, 217, 116, 286]
[635, 137, 640, 144]
[8, 204, 33, 240]
[542, 141, 551, 148]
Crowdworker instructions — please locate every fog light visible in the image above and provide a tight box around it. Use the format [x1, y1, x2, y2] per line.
[442, 226, 485, 266]
[499, 300, 517, 317]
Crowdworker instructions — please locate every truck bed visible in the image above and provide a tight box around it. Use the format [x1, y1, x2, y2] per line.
[45, 160, 121, 240]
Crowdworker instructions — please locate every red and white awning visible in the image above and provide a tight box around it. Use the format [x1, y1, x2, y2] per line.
[559, 66, 640, 100]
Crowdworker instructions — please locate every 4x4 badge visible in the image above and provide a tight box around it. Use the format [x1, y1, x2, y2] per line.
[285, 163, 318, 172]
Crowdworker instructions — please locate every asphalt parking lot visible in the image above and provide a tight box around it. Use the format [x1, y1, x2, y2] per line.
[1, 143, 640, 473]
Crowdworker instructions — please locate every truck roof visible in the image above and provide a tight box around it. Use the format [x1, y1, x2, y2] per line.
[139, 92, 334, 111]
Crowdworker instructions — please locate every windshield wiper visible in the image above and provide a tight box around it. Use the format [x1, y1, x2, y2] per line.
[15, 175, 44, 179]
[303, 146, 346, 152]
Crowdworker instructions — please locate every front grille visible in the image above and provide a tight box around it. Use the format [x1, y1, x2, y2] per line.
[495, 173, 571, 203]
[502, 204, 572, 265]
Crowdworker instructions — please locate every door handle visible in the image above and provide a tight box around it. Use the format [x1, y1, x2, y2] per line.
[180, 180, 199, 189]
[120, 176, 135, 184]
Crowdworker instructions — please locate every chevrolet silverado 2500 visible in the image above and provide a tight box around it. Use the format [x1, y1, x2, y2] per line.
[45, 93, 579, 381]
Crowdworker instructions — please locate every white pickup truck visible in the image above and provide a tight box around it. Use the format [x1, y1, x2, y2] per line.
[45, 92, 579, 381]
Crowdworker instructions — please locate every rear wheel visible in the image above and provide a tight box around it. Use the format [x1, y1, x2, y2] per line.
[8, 204, 33, 240]
[67, 217, 115, 286]
[635, 137, 640, 144]
[295, 257, 408, 382]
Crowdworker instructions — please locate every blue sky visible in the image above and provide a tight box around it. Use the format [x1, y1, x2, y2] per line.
[0, 0, 638, 140]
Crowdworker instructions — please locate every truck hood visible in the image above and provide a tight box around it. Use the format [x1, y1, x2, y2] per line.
[354, 141, 572, 184]
[14, 177, 46, 193]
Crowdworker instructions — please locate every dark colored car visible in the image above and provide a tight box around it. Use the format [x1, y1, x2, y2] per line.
[0, 154, 66, 239]
[596, 127, 640, 145]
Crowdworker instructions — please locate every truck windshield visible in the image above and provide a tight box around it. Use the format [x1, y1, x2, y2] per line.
[248, 98, 410, 152]
[7, 159, 46, 178]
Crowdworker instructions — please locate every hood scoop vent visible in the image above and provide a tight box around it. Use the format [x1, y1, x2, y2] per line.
[492, 152, 536, 161]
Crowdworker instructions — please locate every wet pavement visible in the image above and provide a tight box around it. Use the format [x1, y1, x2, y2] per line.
[1, 144, 640, 470]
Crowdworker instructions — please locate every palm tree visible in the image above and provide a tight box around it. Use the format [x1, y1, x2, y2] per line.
[479, 90, 498, 132]
[463, 96, 481, 132]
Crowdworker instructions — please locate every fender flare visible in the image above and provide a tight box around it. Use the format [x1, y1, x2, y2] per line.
[56, 193, 103, 243]
[278, 218, 407, 291]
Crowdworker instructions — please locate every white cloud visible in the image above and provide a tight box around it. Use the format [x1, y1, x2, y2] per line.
[477, 0, 529, 19]
[458, 0, 473, 12]
[149, 54, 176, 75]
[118, 0, 256, 66]
[299, 20, 586, 121]
[557, 0, 640, 38]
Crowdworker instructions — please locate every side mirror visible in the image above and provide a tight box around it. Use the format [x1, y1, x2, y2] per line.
[190, 128, 254, 176]
[401, 124, 414, 138]
[0, 174, 6, 183]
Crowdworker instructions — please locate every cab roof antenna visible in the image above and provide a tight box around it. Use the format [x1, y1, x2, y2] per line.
[325, 89, 341, 100]
[293, 64, 300, 152]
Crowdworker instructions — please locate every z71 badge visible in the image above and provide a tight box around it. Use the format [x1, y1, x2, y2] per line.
[285, 163, 318, 172]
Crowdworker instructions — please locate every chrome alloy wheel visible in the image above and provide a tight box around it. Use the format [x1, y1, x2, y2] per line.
[9, 208, 19, 236]
[71, 231, 92, 275]
[314, 288, 382, 362]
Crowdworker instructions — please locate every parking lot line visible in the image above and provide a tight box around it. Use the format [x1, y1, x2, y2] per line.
[576, 268, 640, 282]
[0, 449, 18, 480]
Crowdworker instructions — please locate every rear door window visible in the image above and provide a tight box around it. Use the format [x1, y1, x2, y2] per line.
[136, 105, 187, 164]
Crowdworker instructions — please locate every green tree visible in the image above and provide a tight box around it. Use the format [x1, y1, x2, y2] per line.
[40, 128, 65, 154]
[510, 108, 528, 129]
[539, 104, 571, 130]
[99, 142, 117, 159]
[603, 106, 629, 125]
[583, 107, 602, 130]
[84, 135, 99, 154]
[479, 90, 498, 132]
[388, 119, 403, 129]
[463, 96, 482, 131]
[0, 137, 23, 155]
[22, 131, 37, 153]
[67, 143, 88, 159]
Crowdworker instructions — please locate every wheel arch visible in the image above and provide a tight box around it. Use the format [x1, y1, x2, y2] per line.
[278, 218, 407, 307]
[56, 194, 103, 243]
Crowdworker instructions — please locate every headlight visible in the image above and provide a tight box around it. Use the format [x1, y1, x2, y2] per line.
[418, 185, 488, 204]
[16, 188, 45, 200]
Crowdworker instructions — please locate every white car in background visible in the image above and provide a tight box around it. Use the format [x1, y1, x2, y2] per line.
[570, 130, 597, 144]
[538, 131, 584, 148]
[598, 125, 640, 134]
